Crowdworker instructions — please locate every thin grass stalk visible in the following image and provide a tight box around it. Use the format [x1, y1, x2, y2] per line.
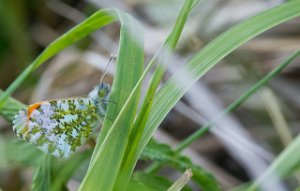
[175, 49, 300, 152]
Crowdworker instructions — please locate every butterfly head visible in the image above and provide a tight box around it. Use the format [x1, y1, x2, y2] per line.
[88, 82, 111, 103]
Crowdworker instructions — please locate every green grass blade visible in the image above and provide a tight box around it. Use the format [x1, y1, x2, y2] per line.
[175, 49, 300, 152]
[138, 0, 300, 159]
[114, 0, 196, 190]
[90, 11, 144, 160]
[0, 8, 118, 109]
[79, 10, 144, 191]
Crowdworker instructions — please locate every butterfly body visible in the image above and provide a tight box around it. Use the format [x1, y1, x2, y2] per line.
[13, 83, 111, 158]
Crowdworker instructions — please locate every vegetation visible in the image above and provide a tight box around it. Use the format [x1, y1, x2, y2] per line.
[1, 0, 300, 190]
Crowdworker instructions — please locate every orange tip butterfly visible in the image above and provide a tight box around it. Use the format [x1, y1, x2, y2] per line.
[12, 55, 116, 158]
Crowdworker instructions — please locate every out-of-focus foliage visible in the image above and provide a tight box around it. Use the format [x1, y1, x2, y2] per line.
[1, 0, 300, 191]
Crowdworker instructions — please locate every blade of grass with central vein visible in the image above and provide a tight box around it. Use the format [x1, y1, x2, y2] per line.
[113, 0, 196, 190]
[79, 11, 144, 191]
[0, 8, 118, 109]
[138, 0, 300, 164]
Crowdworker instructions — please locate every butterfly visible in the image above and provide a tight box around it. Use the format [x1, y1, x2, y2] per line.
[13, 83, 110, 158]
[12, 56, 115, 158]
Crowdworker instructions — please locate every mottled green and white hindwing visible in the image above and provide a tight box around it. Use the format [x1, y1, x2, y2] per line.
[13, 98, 101, 158]
[12, 82, 111, 158]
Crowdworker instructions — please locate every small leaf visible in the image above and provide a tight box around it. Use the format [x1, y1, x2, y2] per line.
[127, 172, 172, 191]
[167, 169, 193, 191]
[142, 140, 220, 191]
[127, 172, 192, 191]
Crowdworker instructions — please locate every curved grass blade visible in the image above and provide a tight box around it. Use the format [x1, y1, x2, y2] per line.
[138, 0, 300, 162]
[79, 10, 144, 191]
[0, 8, 118, 109]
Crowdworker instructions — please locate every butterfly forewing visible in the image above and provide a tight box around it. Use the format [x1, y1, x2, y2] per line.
[13, 97, 101, 158]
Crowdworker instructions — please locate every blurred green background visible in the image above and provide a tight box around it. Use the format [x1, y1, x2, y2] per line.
[1, 0, 300, 190]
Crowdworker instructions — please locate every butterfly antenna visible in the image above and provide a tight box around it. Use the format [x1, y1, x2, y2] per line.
[100, 54, 117, 84]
